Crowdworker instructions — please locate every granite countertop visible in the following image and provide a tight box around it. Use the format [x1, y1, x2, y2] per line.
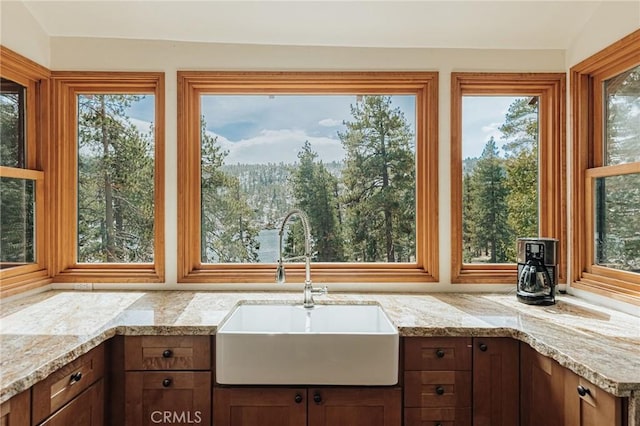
[0, 290, 639, 404]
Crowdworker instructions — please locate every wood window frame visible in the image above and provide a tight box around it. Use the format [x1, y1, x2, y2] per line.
[0, 46, 51, 298]
[177, 71, 439, 284]
[571, 29, 640, 305]
[51, 72, 165, 283]
[451, 73, 566, 284]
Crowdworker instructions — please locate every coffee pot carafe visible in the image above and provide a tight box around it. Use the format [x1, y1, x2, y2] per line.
[516, 238, 558, 305]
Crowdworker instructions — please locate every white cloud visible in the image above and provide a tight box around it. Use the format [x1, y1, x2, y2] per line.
[210, 128, 345, 165]
[318, 118, 342, 127]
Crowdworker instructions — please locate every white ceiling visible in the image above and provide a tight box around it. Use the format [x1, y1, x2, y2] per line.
[19, 1, 612, 49]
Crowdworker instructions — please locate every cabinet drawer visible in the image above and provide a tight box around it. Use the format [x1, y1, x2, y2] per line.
[125, 371, 211, 426]
[39, 379, 104, 426]
[404, 408, 471, 426]
[32, 345, 105, 425]
[404, 338, 471, 371]
[404, 371, 471, 408]
[124, 336, 210, 370]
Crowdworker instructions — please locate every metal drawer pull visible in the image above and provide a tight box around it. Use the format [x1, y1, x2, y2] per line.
[162, 349, 173, 358]
[577, 385, 591, 397]
[69, 371, 83, 385]
[435, 386, 445, 395]
[435, 349, 445, 358]
[162, 378, 172, 387]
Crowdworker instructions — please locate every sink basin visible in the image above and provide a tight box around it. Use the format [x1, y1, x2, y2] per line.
[215, 303, 399, 385]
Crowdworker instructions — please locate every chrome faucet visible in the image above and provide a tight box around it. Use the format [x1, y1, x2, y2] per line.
[275, 209, 328, 308]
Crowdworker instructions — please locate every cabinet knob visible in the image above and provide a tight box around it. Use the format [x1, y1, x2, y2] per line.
[479, 343, 488, 352]
[577, 385, 591, 397]
[294, 394, 303, 404]
[313, 393, 322, 404]
[162, 378, 172, 387]
[435, 386, 445, 395]
[69, 371, 82, 385]
[435, 423, 443, 426]
[162, 349, 173, 358]
[435, 349, 445, 358]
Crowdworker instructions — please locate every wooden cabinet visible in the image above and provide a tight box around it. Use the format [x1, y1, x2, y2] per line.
[214, 387, 401, 426]
[214, 387, 306, 426]
[564, 368, 623, 426]
[520, 342, 565, 426]
[122, 336, 212, 426]
[520, 342, 625, 426]
[404, 337, 472, 426]
[472, 338, 519, 426]
[0, 389, 30, 426]
[32, 344, 105, 426]
[39, 380, 104, 426]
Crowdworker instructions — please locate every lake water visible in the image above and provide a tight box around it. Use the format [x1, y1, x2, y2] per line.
[257, 228, 280, 263]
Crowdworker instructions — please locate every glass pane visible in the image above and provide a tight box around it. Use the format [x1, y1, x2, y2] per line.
[0, 177, 35, 268]
[462, 96, 539, 263]
[604, 65, 640, 165]
[594, 173, 640, 272]
[200, 94, 416, 263]
[77, 94, 155, 263]
[0, 78, 26, 168]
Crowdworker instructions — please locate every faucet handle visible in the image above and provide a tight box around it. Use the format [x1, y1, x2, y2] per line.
[312, 286, 328, 296]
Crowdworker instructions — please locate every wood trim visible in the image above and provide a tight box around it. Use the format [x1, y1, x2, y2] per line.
[450, 72, 566, 284]
[0, 46, 51, 298]
[571, 29, 640, 304]
[50, 72, 165, 283]
[177, 71, 439, 283]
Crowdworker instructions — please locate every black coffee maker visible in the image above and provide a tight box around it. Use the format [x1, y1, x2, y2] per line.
[516, 238, 558, 305]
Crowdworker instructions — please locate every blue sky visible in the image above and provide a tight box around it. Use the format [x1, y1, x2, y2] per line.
[124, 94, 520, 163]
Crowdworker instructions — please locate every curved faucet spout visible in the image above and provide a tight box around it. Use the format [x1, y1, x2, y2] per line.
[275, 209, 327, 308]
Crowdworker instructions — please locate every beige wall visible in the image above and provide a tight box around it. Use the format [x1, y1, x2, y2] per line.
[566, 1, 640, 67]
[0, 0, 49, 67]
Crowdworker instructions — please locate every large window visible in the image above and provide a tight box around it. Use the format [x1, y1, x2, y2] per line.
[51, 73, 165, 282]
[0, 47, 50, 297]
[178, 72, 438, 283]
[572, 29, 640, 304]
[451, 73, 565, 284]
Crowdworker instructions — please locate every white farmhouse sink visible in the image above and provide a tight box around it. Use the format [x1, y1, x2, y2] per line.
[215, 303, 399, 385]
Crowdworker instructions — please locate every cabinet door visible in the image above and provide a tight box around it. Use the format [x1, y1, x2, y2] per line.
[307, 387, 401, 426]
[213, 387, 306, 426]
[564, 369, 622, 426]
[39, 379, 104, 426]
[0, 389, 30, 426]
[520, 343, 565, 426]
[472, 338, 519, 426]
[125, 372, 211, 426]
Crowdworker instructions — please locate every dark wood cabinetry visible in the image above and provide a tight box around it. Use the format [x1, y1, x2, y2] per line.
[520, 343, 565, 426]
[118, 336, 212, 426]
[0, 389, 30, 426]
[564, 368, 623, 426]
[214, 387, 400, 426]
[39, 380, 104, 426]
[404, 337, 472, 425]
[32, 345, 105, 426]
[214, 387, 307, 426]
[520, 342, 625, 426]
[472, 338, 519, 426]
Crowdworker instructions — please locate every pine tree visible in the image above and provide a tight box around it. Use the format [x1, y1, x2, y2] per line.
[200, 121, 260, 263]
[468, 138, 511, 263]
[339, 95, 415, 262]
[288, 141, 344, 262]
[77, 94, 155, 263]
[500, 98, 539, 261]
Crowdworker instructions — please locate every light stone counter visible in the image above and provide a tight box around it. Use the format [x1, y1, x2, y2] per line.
[1, 290, 638, 414]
